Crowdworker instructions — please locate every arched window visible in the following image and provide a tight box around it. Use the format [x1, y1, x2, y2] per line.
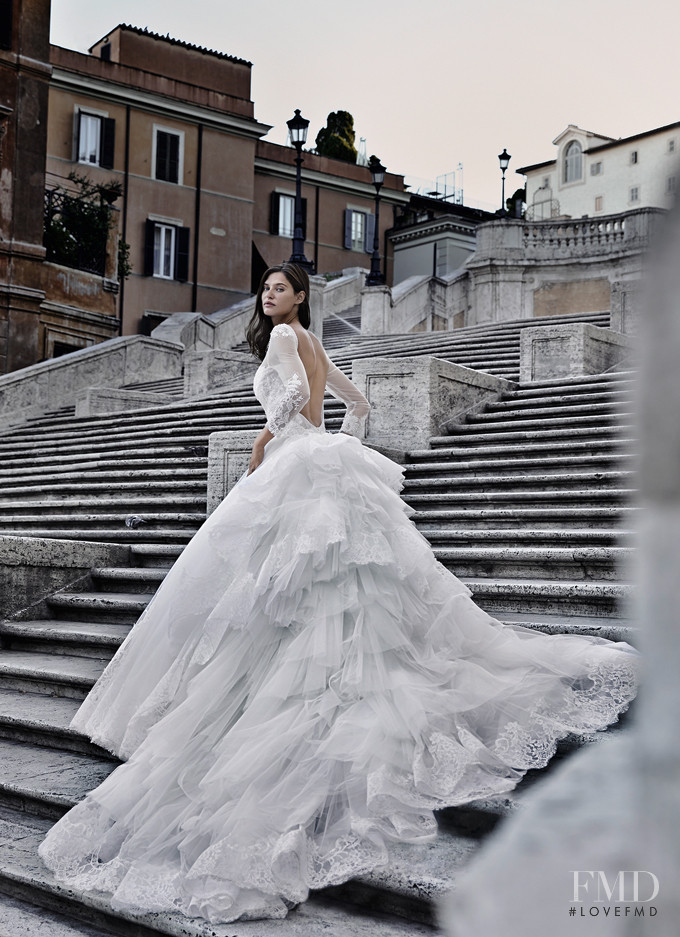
[564, 141, 582, 183]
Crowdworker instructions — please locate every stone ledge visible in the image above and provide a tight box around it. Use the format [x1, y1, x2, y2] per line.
[519, 323, 633, 383]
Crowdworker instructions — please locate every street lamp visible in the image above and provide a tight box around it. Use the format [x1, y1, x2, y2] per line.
[498, 148, 511, 217]
[365, 156, 386, 286]
[286, 109, 314, 272]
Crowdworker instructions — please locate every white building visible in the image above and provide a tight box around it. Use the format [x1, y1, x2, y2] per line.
[519, 121, 680, 220]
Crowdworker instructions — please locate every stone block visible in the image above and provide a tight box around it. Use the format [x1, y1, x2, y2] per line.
[360, 284, 391, 335]
[610, 280, 640, 335]
[519, 323, 633, 383]
[352, 356, 515, 450]
[184, 350, 259, 398]
[207, 430, 260, 514]
[0, 536, 130, 621]
[74, 388, 174, 417]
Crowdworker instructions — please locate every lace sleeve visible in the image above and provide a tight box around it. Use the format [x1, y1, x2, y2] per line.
[263, 324, 311, 436]
[325, 359, 371, 438]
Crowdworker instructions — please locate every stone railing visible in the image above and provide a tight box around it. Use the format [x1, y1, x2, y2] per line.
[0, 335, 182, 427]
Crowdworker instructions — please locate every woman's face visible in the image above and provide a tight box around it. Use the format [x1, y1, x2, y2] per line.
[261, 273, 305, 321]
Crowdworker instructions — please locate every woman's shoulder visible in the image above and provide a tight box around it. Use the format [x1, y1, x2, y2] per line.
[270, 322, 298, 343]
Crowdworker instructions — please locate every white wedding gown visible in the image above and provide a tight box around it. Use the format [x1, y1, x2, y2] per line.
[39, 324, 638, 924]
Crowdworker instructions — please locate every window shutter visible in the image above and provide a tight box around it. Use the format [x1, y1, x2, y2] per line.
[144, 220, 155, 277]
[168, 134, 180, 184]
[270, 192, 280, 235]
[156, 131, 167, 180]
[73, 110, 82, 162]
[301, 198, 308, 240]
[364, 213, 376, 253]
[100, 117, 115, 169]
[343, 209, 352, 249]
[175, 226, 190, 282]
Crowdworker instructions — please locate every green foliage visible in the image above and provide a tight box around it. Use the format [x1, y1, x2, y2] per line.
[43, 173, 129, 278]
[315, 111, 357, 163]
[506, 186, 526, 219]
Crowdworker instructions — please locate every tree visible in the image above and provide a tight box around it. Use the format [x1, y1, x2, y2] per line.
[315, 111, 357, 163]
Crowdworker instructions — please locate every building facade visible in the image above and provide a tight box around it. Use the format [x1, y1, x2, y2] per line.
[520, 122, 680, 220]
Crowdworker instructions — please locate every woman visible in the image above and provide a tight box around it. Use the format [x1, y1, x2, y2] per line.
[39, 263, 638, 924]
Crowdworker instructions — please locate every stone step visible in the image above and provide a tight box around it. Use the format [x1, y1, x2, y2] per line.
[403, 487, 633, 506]
[451, 413, 630, 434]
[504, 377, 634, 400]
[499, 382, 634, 403]
[130, 544, 184, 567]
[0, 496, 206, 514]
[463, 577, 632, 616]
[91, 567, 168, 593]
[403, 469, 633, 490]
[46, 592, 152, 624]
[0, 527, 197, 543]
[518, 369, 634, 391]
[0, 458, 207, 480]
[0, 892, 117, 937]
[2, 511, 205, 528]
[0, 689, 106, 758]
[0, 449, 209, 472]
[412, 506, 634, 530]
[435, 424, 634, 446]
[495, 612, 637, 643]
[0, 619, 128, 658]
[478, 399, 633, 421]
[434, 545, 630, 581]
[0, 806, 440, 936]
[424, 438, 635, 460]
[404, 451, 634, 473]
[420, 527, 632, 546]
[0, 652, 104, 699]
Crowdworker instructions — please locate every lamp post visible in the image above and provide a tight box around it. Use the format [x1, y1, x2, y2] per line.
[365, 156, 386, 286]
[498, 148, 511, 217]
[286, 109, 314, 272]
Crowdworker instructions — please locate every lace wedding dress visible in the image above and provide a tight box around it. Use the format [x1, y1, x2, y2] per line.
[39, 324, 638, 924]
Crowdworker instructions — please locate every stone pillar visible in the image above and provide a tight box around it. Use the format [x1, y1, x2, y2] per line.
[206, 429, 259, 513]
[519, 322, 632, 383]
[360, 284, 391, 335]
[0, 0, 52, 375]
[351, 355, 515, 450]
[308, 274, 326, 338]
[183, 349, 259, 397]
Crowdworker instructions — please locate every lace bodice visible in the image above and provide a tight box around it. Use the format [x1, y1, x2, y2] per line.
[253, 324, 370, 439]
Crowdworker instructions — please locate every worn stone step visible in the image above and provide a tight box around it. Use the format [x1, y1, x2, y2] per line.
[425, 435, 634, 454]
[490, 388, 634, 410]
[434, 545, 630, 581]
[403, 452, 634, 475]
[518, 369, 634, 391]
[47, 592, 152, 624]
[0, 527, 197, 543]
[504, 377, 634, 400]
[0, 653, 104, 699]
[0, 809, 439, 936]
[3, 511, 204, 528]
[90, 567, 168, 593]
[471, 401, 633, 424]
[421, 527, 632, 546]
[403, 487, 633, 506]
[495, 612, 637, 643]
[0, 478, 207, 497]
[412, 505, 634, 530]
[403, 470, 633, 490]
[450, 413, 630, 435]
[463, 577, 632, 617]
[0, 892, 116, 937]
[0, 497, 205, 514]
[437, 424, 634, 446]
[0, 689, 106, 758]
[0, 619, 128, 658]
[129, 544, 184, 567]
[0, 449, 208, 473]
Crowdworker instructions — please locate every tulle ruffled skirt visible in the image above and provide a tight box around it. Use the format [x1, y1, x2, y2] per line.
[39, 429, 638, 923]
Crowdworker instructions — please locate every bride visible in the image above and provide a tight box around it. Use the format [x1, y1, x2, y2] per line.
[39, 263, 638, 924]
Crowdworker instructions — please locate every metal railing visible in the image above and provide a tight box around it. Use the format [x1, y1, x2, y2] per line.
[43, 188, 109, 276]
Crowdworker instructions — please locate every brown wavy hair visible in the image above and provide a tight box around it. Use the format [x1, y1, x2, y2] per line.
[246, 263, 311, 360]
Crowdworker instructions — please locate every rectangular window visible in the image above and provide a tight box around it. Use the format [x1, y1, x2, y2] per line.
[594, 196, 603, 212]
[667, 176, 677, 194]
[630, 150, 638, 165]
[153, 224, 175, 279]
[590, 162, 603, 176]
[278, 195, 295, 237]
[669, 139, 676, 154]
[144, 219, 190, 281]
[75, 110, 115, 169]
[154, 129, 182, 184]
[343, 208, 374, 252]
[629, 186, 640, 203]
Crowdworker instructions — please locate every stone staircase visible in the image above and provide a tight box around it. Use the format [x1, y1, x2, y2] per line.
[0, 315, 636, 935]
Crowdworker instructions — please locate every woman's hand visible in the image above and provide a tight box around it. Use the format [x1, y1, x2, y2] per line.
[247, 440, 266, 475]
[247, 427, 273, 475]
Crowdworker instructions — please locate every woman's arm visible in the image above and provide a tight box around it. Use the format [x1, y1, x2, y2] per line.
[325, 359, 371, 437]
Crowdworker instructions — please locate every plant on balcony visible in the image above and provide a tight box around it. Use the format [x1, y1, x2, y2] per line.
[43, 172, 130, 278]
[314, 111, 357, 163]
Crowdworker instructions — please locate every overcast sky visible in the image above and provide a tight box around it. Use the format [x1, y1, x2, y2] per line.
[50, 0, 679, 210]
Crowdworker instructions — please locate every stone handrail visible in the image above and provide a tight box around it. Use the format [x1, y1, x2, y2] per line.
[0, 335, 183, 426]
